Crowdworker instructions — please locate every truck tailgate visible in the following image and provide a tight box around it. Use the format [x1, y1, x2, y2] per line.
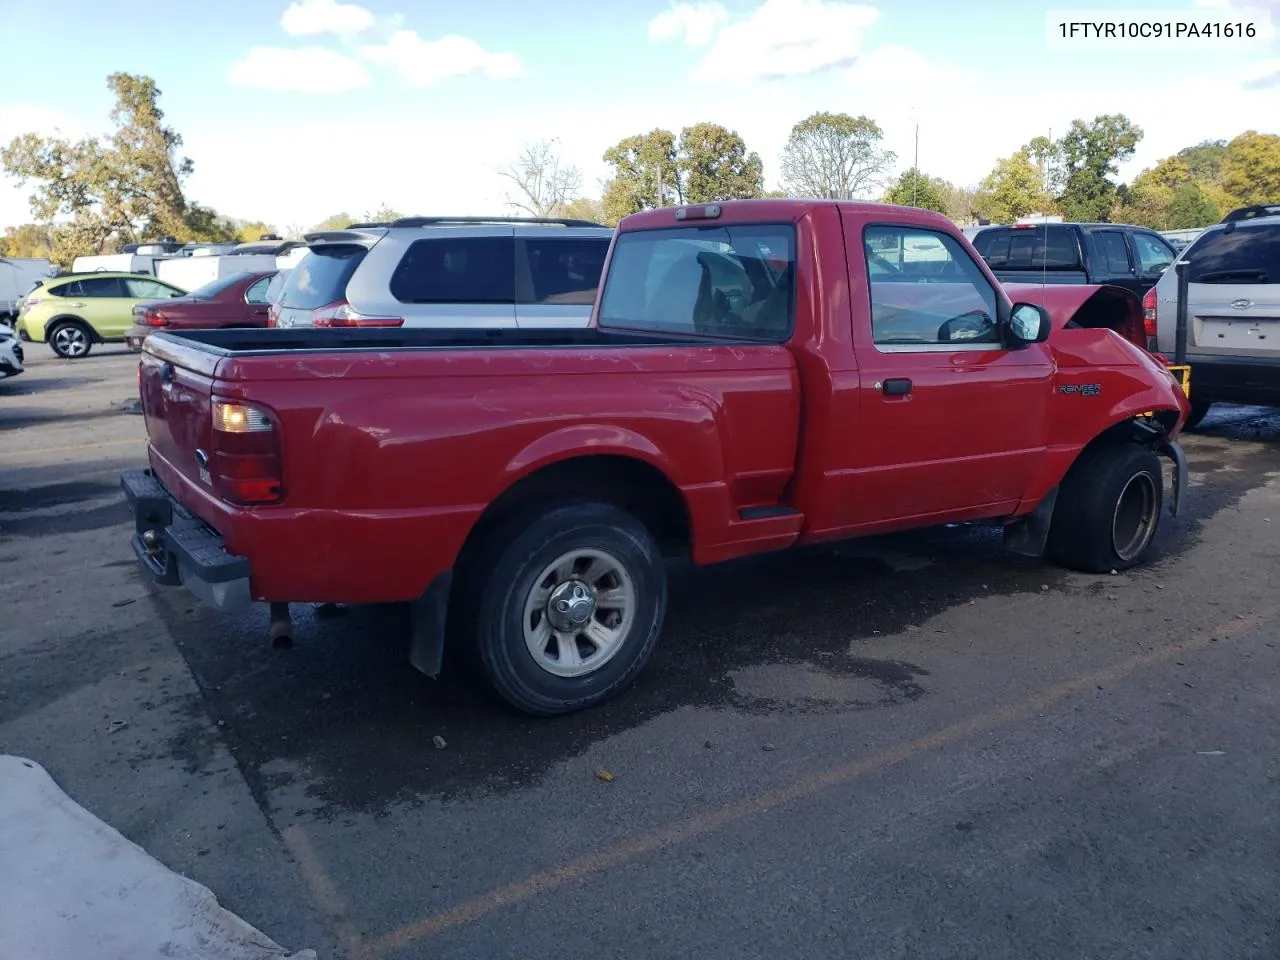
[139, 338, 219, 493]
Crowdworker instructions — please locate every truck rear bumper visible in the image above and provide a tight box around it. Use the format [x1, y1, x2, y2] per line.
[121, 468, 253, 614]
[1183, 357, 1280, 406]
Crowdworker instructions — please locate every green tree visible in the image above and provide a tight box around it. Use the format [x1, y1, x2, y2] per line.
[1166, 182, 1220, 228]
[1, 72, 233, 265]
[235, 220, 278, 243]
[1220, 130, 1280, 207]
[309, 212, 355, 232]
[1054, 114, 1143, 221]
[601, 129, 680, 225]
[1175, 139, 1228, 184]
[883, 167, 947, 214]
[778, 112, 895, 200]
[0, 223, 55, 258]
[974, 150, 1056, 223]
[560, 197, 606, 223]
[676, 122, 763, 203]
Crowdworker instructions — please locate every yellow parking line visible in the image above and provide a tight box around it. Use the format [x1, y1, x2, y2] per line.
[358, 606, 1277, 959]
[281, 824, 364, 958]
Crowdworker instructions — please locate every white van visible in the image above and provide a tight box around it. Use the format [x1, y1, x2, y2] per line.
[0, 258, 57, 326]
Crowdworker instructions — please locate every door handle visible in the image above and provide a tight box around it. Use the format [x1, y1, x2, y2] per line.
[882, 378, 912, 396]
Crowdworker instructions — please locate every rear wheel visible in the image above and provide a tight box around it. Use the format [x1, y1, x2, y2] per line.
[1048, 443, 1164, 573]
[49, 320, 93, 359]
[465, 500, 667, 716]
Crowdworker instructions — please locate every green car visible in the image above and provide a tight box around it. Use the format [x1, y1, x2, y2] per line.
[19, 272, 187, 358]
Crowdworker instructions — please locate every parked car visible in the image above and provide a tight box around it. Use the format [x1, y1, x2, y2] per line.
[971, 221, 1178, 300]
[125, 270, 277, 352]
[18, 272, 187, 358]
[123, 199, 1190, 716]
[0, 325, 23, 378]
[269, 215, 613, 330]
[1146, 204, 1280, 426]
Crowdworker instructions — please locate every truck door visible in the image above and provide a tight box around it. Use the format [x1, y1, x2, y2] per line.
[1089, 229, 1141, 296]
[843, 221, 1054, 527]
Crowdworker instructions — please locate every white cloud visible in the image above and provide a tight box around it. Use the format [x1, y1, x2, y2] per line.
[1242, 56, 1280, 86]
[647, 2, 729, 47]
[225, 47, 371, 93]
[682, 0, 879, 83]
[358, 30, 522, 84]
[281, 0, 375, 37]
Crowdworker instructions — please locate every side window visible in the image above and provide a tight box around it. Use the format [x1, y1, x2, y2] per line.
[389, 237, 515, 304]
[124, 278, 172, 299]
[1132, 233, 1174, 276]
[245, 276, 273, 304]
[1093, 231, 1133, 276]
[522, 237, 609, 304]
[863, 225, 1001, 349]
[51, 280, 82, 298]
[79, 276, 128, 297]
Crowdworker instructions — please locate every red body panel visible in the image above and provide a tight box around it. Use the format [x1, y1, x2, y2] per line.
[139, 199, 1189, 605]
[137, 271, 275, 330]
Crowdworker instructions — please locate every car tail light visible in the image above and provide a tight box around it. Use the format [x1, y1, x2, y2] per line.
[267, 302, 280, 328]
[139, 307, 169, 327]
[312, 299, 404, 328]
[23, 297, 40, 308]
[1142, 287, 1157, 339]
[211, 399, 284, 505]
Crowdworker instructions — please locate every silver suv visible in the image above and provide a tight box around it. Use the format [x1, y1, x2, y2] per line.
[270, 216, 613, 330]
[1148, 204, 1280, 426]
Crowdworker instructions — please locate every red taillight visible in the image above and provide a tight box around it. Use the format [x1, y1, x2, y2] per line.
[312, 299, 404, 328]
[1142, 287, 1157, 339]
[210, 400, 284, 505]
[267, 303, 280, 328]
[23, 297, 40, 308]
[139, 307, 168, 327]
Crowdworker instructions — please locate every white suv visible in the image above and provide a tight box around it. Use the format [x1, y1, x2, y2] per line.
[1147, 204, 1280, 426]
[270, 216, 613, 330]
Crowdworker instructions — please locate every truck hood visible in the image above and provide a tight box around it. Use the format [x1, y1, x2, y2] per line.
[1003, 282, 1146, 348]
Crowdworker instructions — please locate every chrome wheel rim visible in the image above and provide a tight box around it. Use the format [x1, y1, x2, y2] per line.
[53, 326, 89, 357]
[1112, 470, 1159, 562]
[522, 548, 636, 678]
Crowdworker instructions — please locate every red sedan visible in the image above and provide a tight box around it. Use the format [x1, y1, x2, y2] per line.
[126, 270, 276, 351]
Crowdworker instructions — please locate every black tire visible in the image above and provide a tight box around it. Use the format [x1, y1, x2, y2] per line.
[466, 500, 667, 716]
[1184, 400, 1212, 430]
[1048, 443, 1164, 574]
[48, 320, 94, 359]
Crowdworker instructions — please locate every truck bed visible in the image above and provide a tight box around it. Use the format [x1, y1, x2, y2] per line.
[151, 326, 739, 355]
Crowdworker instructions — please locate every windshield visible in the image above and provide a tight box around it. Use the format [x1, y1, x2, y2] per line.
[185, 272, 254, 300]
[596, 224, 795, 339]
[280, 246, 367, 310]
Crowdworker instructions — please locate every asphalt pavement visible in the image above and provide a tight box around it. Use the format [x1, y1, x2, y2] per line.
[2, 346, 1278, 960]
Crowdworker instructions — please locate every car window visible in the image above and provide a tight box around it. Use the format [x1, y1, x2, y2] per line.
[79, 276, 129, 297]
[125, 277, 178, 299]
[596, 224, 795, 340]
[280, 246, 367, 310]
[49, 280, 82, 298]
[1132, 233, 1175, 276]
[245, 275, 273, 304]
[971, 225, 1082, 270]
[265, 270, 290, 304]
[523, 237, 609, 304]
[1093, 231, 1133, 275]
[864, 225, 1001, 348]
[389, 237, 515, 304]
[1185, 223, 1280, 283]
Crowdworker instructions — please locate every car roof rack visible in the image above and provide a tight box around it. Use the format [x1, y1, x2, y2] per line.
[343, 221, 390, 229]
[1222, 204, 1280, 223]
[387, 215, 607, 228]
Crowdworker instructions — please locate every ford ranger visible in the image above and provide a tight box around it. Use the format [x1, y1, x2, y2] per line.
[123, 199, 1190, 716]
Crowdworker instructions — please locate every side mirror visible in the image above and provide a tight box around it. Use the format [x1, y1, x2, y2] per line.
[1008, 302, 1051, 345]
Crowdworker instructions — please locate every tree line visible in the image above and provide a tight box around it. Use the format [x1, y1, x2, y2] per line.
[3, 72, 1278, 265]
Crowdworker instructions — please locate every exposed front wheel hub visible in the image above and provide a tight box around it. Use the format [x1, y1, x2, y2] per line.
[545, 580, 596, 633]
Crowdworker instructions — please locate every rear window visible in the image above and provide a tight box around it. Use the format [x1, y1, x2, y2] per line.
[972, 225, 1082, 270]
[596, 224, 795, 340]
[1186, 223, 1280, 283]
[280, 246, 367, 309]
[389, 237, 514, 304]
[523, 236, 609, 304]
[187, 272, 252, 300]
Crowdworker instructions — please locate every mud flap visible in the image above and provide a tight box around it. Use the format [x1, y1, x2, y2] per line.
[1003, 487, 1058, 558]
[1158, 439, 1188, 517]
[408, 570, 453, 679]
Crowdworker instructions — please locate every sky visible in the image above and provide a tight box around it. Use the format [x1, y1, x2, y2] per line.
[0, 0, 1276, 232]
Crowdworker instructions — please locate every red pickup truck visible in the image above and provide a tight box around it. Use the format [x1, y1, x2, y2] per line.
[123, 200, 1190, 715]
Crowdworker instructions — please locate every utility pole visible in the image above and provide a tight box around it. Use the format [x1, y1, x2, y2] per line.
[912, 120, 919, 206]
